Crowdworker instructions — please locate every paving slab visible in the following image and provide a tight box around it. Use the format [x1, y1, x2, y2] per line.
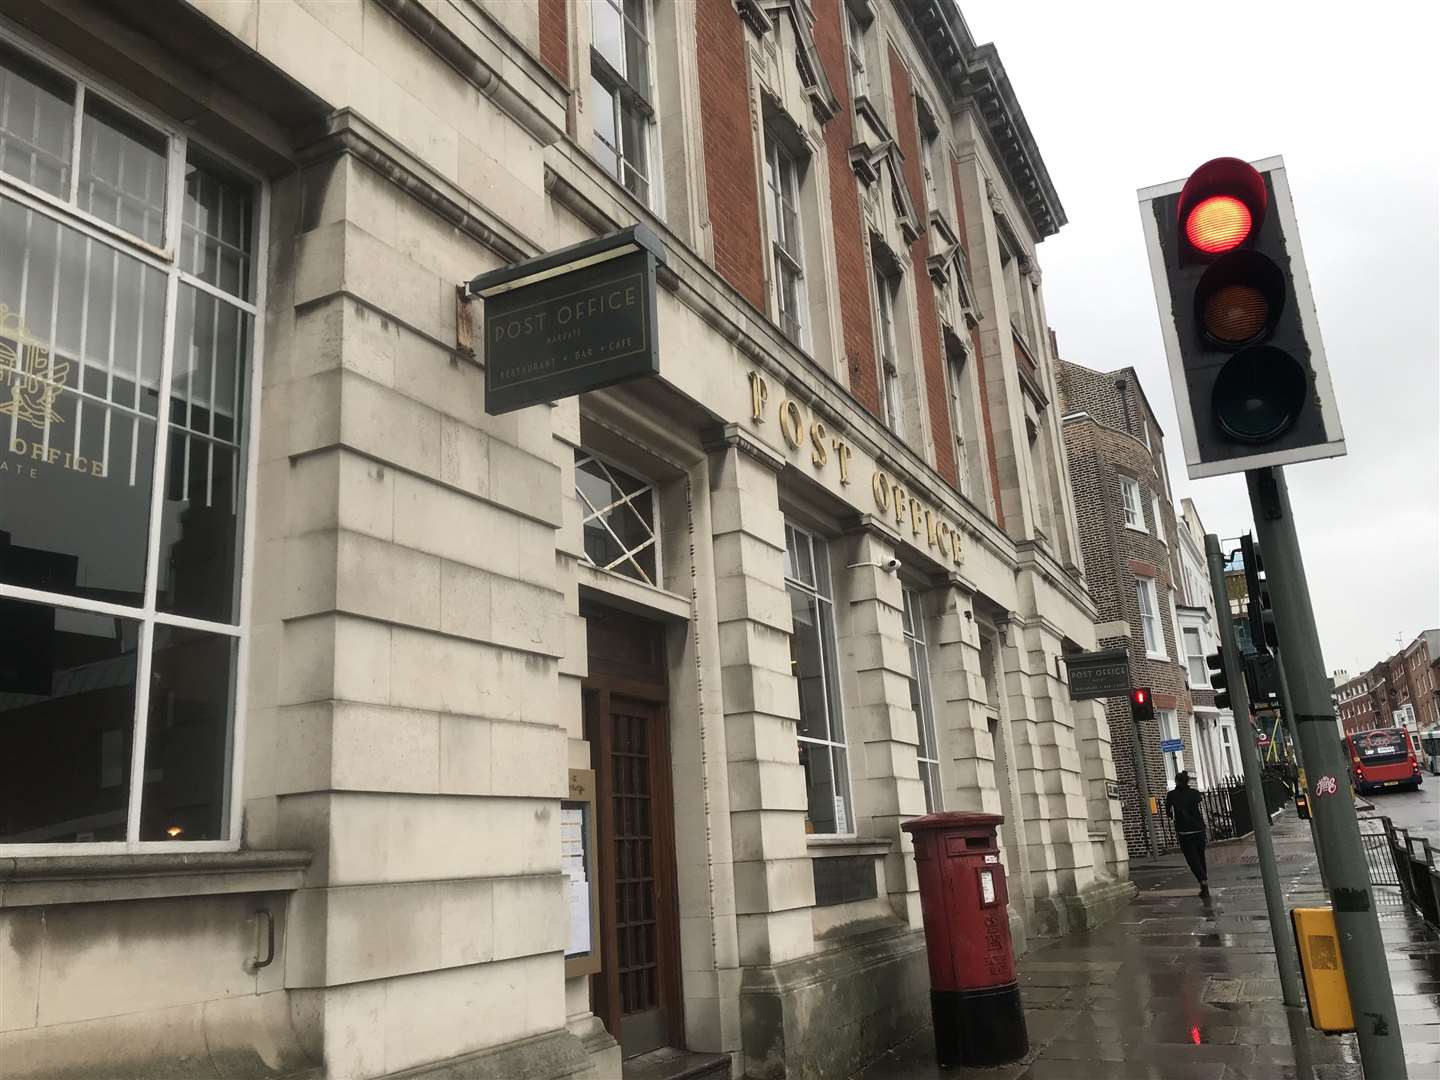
[852, 811, 1440, 1079]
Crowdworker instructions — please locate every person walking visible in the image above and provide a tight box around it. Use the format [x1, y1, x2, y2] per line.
[1165, 771, 1209, 897]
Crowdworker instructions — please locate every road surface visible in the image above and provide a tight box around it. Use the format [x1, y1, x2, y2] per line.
[1365, 773, 1439, 842]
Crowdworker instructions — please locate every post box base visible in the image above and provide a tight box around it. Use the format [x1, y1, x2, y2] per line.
[929, 983, 1028, 1068]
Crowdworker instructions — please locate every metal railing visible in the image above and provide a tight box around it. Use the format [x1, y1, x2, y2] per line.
[1357, 815, 1440, 928]
[1145, 770, 1292, 851]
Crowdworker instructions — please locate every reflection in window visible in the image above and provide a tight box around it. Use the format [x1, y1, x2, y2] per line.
[575, 451, 658, 585]
[785, 523, 852, 835]
[1, 196, 165, 606]
[139, 626, 235, 841]
[903, 589, 943, 812]
[158, 286, 249, 622]
[0, 598, 138, 842]
[0, 40, 257, 849]
[765, 134, 806, 344]
[590, 0, 654, 204]
[78, 95, 167, 247]
[181, 151, 254, 301]
[0, 41, 74, 198]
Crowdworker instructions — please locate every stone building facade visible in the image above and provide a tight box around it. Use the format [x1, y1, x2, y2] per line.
[1057, 360, 1195, 855]
[0, 2, 1133, 1078]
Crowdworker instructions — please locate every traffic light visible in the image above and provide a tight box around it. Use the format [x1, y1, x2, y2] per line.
[1207, 653, 1231, 711]
[1239, 534, 1279, 655]
[1130, 686, 1155, 726]
[1138, 156, 1344, 479]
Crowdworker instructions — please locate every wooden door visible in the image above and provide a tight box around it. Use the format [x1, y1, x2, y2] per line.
[583, 606, 682, 1057]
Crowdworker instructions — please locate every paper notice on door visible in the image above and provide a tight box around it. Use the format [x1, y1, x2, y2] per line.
[561, 806, 586, 881]
[567, 878, 591, 957]
[833, 796, 848, 835]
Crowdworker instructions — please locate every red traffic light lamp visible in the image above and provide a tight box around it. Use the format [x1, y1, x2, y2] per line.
[1130, 687, 1155, 726]
[1177, 157, 1268, 257]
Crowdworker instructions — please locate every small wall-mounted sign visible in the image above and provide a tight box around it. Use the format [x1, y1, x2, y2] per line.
[1105, 780, 1122, 800]
[1160, 738, 1184, 753]
[1063, 647, 1132, 701]
[468, 225, 666, 415]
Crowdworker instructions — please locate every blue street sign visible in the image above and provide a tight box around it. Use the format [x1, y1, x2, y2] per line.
[1160, 738, 1184, 753]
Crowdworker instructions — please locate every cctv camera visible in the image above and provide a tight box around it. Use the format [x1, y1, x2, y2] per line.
[881, 557, 900, 574]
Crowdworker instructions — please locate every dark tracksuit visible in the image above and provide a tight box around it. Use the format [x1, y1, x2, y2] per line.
[1166, 784, 1207, 885]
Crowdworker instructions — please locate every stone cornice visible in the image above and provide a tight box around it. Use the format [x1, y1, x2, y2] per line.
[901, 1, 1065, 240]
[297, 109, 533, 265]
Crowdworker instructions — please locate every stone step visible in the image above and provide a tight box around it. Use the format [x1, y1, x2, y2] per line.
[622, 1049, 731, 1080]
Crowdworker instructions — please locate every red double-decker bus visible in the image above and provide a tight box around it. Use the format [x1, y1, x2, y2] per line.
[1345, 728, 1423, 794]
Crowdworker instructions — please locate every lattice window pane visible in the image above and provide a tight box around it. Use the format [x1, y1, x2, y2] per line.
[575, 451, 658, 585]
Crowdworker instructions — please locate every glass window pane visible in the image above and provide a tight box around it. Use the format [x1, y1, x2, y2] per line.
[181, 150, 255, 302]
[155, 287, 249, 622]
[620, 99, 648, 187]
[784, 524, 813, 587]
[139, 625, 235, 841]
[0, 42, 74, 198]
[591, 0, 625, 77]
[0, 598, 139, 842]
[623, 0, 650, 93]
[78, 95, 167, 247]
[590, 77, 620, 179]
[799, 741, 836, 833]
[789, 587, 831, 743]
[575, 452, 657, 584]
[1, 198, 164, 607]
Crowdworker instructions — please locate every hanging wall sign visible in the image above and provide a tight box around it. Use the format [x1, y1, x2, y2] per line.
[469, 225, 666, 415]
[1063, 647, 1132, 700]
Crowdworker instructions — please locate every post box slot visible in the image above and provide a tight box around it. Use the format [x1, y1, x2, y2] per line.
[965, 837, 990, 848]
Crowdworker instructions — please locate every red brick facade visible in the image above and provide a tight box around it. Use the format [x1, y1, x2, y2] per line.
[1335, 631, 1440, 735]
[1060, 360, 1194, 853]
[694, 2, 766, 311]
[887, 48, 957, 488]
[538, 0, 568, 84]
[813, 0, 880, 416]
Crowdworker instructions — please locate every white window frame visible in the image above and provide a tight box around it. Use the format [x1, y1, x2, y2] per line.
[1137, 576, 1165, 658]
[843, 5, 869, 101]
[903, 587, 942, 812]
[1184, 626, 1208, 687]
[1152, 492, 1166, 546]
[1120, 474, 1144, 531]
[784, 521, 854, 836]
[764, 133, 807, 346]
[589, 0, 657, 208]
[874, 266, 903, 437]
[945, 347, 968, 495]
[0, 30, 267, 856]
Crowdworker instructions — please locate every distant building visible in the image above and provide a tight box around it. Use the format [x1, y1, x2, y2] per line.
[1059, 360, 1195, 855]
[1334, 631, 1440, 736]
[1173, 501, 1241, 784]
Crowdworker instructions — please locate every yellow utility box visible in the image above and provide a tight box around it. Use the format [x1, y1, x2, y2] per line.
[1291, 907, 1355, 1033]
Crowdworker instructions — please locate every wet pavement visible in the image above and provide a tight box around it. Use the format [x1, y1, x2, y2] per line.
[854, 811, 1440, 1079]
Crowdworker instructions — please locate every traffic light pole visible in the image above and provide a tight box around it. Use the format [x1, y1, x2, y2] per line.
[1126, 707, 1157, 859]
[1275, 653, 1328, 888]
[1247, 466, 1407, 1077]
[1205, 533, 1302, 1008]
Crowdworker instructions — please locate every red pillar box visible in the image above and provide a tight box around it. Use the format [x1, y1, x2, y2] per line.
[901, 811, 1028, 1067]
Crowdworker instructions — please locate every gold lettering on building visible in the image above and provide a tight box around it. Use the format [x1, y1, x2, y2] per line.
[748, 370, 769, 422]
[778, 399, 804, 449]
[1, 305, 69, 431]
[743, 369, 964, 566]
[809, 421, 828, 468]
[833, 440, 852, 484]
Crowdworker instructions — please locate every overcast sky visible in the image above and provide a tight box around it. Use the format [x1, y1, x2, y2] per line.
[962, 0, 1440, 678]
